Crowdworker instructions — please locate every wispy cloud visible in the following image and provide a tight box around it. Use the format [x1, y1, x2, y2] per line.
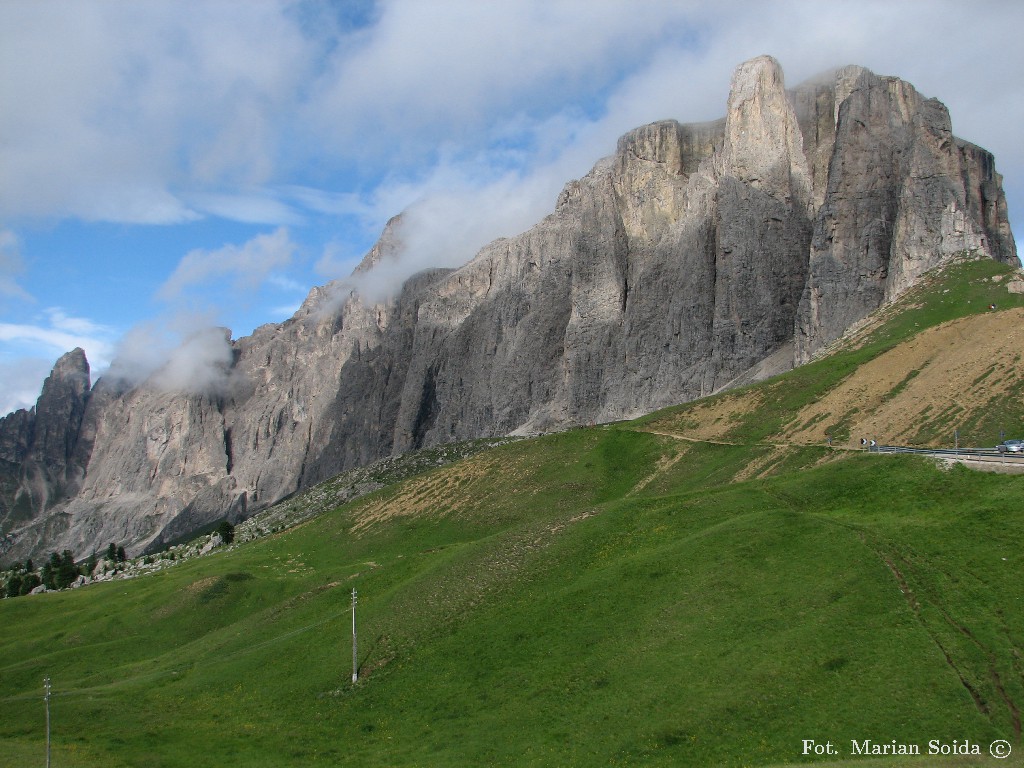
[281, 186, 370, 218]
[106, 314, 236, 396]
[0, 0, 316, 223]
[0, 308, 115, 366]
[0, 358, 54, 416]
[157, 227, 298, 301]
[314, 241, 363, 280]
[0, 230, 32, 303]
[0, 306, 118, 413]
[3, 0, 1021, 234]
[266, 273, 308, 294]
[305, 1, 701, 163]
[188, 192, 303, 226]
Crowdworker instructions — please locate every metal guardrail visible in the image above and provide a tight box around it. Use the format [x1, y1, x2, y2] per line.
[868, 445, 1024, 461]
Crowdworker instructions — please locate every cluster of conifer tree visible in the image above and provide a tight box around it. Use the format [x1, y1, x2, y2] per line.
[2, 522, 234, 598]
[1, 542, 127, 598]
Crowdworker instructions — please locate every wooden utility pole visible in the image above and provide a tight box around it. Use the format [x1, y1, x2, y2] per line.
[351, 588, 358, 683]
[44, 676, 51, 768]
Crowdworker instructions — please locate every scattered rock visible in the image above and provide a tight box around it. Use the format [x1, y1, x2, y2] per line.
[200, 533, 223, 555]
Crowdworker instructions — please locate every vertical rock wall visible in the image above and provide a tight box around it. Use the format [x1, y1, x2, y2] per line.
[793, 67, 1016, 361]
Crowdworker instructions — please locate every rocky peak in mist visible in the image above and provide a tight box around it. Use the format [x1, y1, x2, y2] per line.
[1, 55, 1016, 563]
[0, 348, 91, 544]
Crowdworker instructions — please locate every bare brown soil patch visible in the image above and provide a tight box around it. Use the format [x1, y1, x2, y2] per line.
[732, 445, 793, 482]
[780, 308, 1024, 448]
[351, 452, 506, 533]
[185, 576, 218, 594]
[626, 444, 689, 497]
[643, 390, 763, 442]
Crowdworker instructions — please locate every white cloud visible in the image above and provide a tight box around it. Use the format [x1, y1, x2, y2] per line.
[306, 1, 701, 160]
[152, 326, 235, 395]
[3, 0, 1021, 236]
[0, 307, 118, 414]
[0, 309, 115, 368]
[44, 307, 111, 339]
[281, 186, 370, 218]
[0, 357, 54, 416]
[106, 313, 236, 396]
[0, 230, 32, 303]
[189, 192, 303, 226]
[0, 323, 87, 354]
[0, 0, 316, 223]
[348, 168, 566, 302]
[314, 241, 361, 280]
[266, 274, 308, 294]
[157, 227, 298, 301]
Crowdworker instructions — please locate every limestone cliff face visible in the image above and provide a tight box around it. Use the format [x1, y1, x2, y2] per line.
[792, 66, 1017, 360]
[0, 349, 91, 548]
[1, 56, 1016, 562]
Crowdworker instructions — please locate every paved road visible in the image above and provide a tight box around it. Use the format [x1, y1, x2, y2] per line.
[870, 444, 1024, 466]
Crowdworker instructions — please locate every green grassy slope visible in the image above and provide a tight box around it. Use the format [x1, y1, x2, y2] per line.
[2, 259, 1024, 767]
[3, 437, 1022, 767]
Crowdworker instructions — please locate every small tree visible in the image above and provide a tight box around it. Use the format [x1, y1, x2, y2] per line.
[57, 550, 78, 589]
[116, 545, 127, 563]
[215, 520, 235, 545]
[19, 572, 41, 595]
[107, 543, 117, 562]
[38, 551, 80, 590]
[41, 553, 61, 590]
[5, 572, 22, 597]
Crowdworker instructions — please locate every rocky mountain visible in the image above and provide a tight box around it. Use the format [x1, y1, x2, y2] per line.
[0, 55, 1015, 563]
[0, 349, 91, 547]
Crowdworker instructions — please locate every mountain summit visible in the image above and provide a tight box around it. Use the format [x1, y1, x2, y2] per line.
[0, 56, 1016, 561]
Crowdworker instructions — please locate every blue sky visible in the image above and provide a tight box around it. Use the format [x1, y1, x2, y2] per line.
[1, 0, 1022, 414]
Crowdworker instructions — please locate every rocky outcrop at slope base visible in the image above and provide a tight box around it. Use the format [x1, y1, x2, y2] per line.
[1, 56, 1015, 562]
